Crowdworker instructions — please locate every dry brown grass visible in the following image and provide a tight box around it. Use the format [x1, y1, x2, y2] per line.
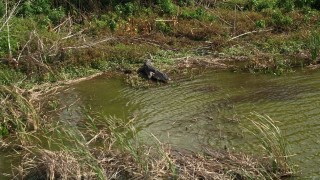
[21, 150, 98, 179]
[18, 145, 276, 180]
[0, 85, 39, 133]
[9, 110, 288, 180]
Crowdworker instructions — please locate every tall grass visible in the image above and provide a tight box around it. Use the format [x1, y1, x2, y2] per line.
[309, 31, 320, 63]
[11, 107, 296, 179]
[245, 112, 293, 176]
[0, 85, 39, 144]
[18, 122, 107, 179]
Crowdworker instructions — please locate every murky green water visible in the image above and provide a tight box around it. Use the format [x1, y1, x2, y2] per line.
[68, 71, 320, 178]
[1, 70, 317, 178]
[0, 150, 20, 179]
[58, 70, 320, 178]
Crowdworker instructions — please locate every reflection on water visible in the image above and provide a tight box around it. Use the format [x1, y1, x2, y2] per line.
[64, 70, 320, 178]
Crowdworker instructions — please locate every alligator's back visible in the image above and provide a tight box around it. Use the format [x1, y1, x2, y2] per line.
[140, 60, 169, 82]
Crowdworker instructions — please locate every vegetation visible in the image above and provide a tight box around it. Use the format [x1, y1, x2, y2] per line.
[0, 0, 319, 179]
[13, 111, 292, 179]
[245, 112, 293, 177]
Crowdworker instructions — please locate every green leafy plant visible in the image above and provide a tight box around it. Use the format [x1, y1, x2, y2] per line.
[271, 10, 293, 31]
[246, 0, 319, 11]
[277, 0, 295, 12]
[115, 2, 139, 17]
[0, 123, 9, 138]
[309, 31, 320, 62]
[48, 7, 65, 24]
[157, 0, 177, 15]
[155, 21, 172, 34]
[0, 1, 5, 17]
[294, 0, 316, 8]
[255, 19, 266, 28]
[248, 0, 277, 11]
[181, 7, 213, 21]
[178, 0, 195, 6]
[19, 0, 51, 16]
[108, 19, 118, 32]
[0, 65, 25, 85]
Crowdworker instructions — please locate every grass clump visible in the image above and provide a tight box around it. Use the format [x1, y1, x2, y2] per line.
[309, 31, 320, 63]
[0, 65, 25, 86]
[0, 85, 39, 147]
[245, 112, 293, 177]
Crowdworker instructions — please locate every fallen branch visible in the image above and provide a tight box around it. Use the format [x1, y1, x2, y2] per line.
[62, 37, 115, 50]
[228, 29, 273, 41]
[61, 29, 85, 40]
[52, 16, 72, 32]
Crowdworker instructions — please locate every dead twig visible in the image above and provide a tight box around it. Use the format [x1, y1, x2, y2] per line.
[52, 16, 72, 32]
[228, 29, 273, 41]
[17, 31, 35, 62]
[0, 0, 21, 32]
[62, 37, 115, 50]
[61, 29, 85, 40]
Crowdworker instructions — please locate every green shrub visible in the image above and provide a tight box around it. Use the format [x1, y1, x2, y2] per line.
[0, 27, 20, 57]
[0, 17, 37, 57]
[309, 31, 320, 62]
[271, 10, 293, 31]
[247, 0, 277, 11]
[255, 19, 266, 28]
[180, 7, 214, 21]
[0, 1, 5, 17]
[19, 0, 51, 16]
[294, 0, 316, 8]
[155, 21, 172, 34]
[108, 19, 118, 32]
[48, 7, 65, 24]
[0, 64, 26, 86]
[19, 0, 64, 25]
[178, 0, 195, 6]
[115, 2, 140, 17]
[157, 0, 177, 15]
[0, 123, 9, 138]
[246, 0, 319, 11]
[277, 0, 295, 12]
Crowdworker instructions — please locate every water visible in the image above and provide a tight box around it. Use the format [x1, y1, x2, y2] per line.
[0, 150, 20, 179]
[1, 70, 317, 179]
[60, 70, 320, 178]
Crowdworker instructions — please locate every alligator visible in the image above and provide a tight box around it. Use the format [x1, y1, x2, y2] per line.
[139, 60, 170, 83]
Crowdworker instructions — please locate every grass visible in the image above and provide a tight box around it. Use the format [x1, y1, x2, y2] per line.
[0, 5, 318, 83]
[0, 85, 39, 138]
[0, 69, 296, 179]
[244, 112, 293, 177]
[14, 111, 292, 179]
[0, 92, 294, 179]
[309, 30, 320, 62]
[1, 1, 318, 179]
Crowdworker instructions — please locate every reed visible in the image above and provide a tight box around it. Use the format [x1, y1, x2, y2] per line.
[0, 85, 39, 145]
[245, 112, 293, 177]
[13, 109, 294, 179]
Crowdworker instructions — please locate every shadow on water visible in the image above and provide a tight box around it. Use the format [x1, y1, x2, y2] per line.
[53, 69, 320, 179]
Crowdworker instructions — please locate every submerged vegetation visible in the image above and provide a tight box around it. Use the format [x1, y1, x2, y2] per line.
[0, 0, 319, 179]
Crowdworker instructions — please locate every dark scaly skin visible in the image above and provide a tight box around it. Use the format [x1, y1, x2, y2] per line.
[141, 60, 169, 82]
